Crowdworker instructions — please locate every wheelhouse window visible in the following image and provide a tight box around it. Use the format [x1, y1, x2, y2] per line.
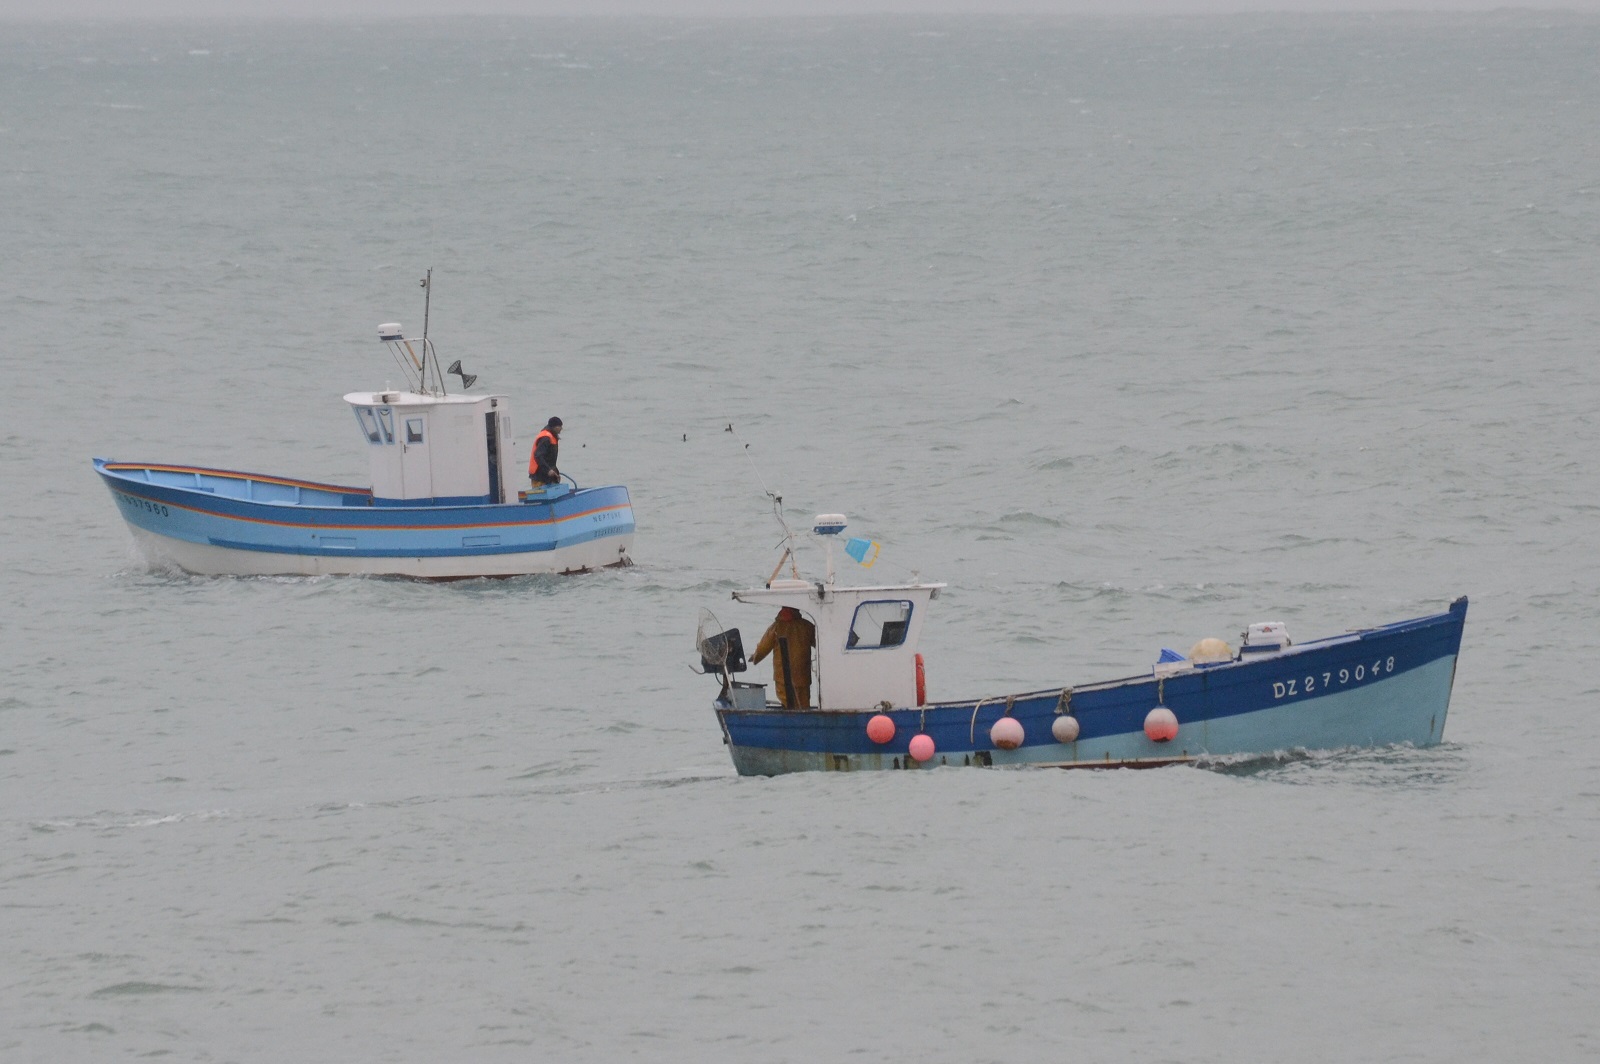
[405, 418, 425, 444]
[847, 600, 913, 649]
[376, 407, 395, 444]
[354, 407, 382, 444]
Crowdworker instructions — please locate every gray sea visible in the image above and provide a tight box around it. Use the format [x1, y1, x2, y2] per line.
[4, 12, 1599, 1061]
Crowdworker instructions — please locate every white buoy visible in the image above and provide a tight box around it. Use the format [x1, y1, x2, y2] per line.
[1144, 707, 1179, 743]
[990, 717, 1024, 750]
[1051, 716, 1080, 743]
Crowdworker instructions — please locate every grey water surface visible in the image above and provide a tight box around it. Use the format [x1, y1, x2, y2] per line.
[3, 13, 1598, 1062]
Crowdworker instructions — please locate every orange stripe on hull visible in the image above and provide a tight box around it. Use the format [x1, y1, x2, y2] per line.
[102, 463, 370, 496]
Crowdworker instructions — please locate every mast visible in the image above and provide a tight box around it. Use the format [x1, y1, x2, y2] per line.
[420, 268, 441, 395]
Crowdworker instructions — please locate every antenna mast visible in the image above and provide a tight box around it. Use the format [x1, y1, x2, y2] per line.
[419, 269, 438, 394]
[725, 423, 801, 584]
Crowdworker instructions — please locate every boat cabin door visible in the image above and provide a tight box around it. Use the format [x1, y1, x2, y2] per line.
[485, 410, 511, 503]
[399, 412, 432, 498]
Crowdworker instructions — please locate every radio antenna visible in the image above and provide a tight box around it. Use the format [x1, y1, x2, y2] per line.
[723, 422, 779, 506]
[724, 423, 800, 583]
[419, 269, 438, 394]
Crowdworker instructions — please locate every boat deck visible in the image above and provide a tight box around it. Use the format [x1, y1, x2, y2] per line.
[102, 463, 372, 508]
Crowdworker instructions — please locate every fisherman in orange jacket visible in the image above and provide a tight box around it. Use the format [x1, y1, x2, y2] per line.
[528, 416, 562, 486]
[751, 606, 816, 709]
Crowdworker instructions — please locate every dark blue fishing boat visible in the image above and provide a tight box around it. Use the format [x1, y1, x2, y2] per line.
[700, 516, 1465, 774]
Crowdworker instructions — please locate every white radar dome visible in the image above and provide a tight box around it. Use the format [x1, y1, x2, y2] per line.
[813, 514, 847, 536]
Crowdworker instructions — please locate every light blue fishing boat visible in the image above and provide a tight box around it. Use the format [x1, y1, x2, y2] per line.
[96, 278, 634, 578]
[699, 515, 1465, 774]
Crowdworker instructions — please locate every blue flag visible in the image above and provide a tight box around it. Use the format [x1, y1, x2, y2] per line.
[844, 537, 880, 568]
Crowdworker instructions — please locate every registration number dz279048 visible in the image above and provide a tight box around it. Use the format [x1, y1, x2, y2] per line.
[1273, 656, 1396, 700]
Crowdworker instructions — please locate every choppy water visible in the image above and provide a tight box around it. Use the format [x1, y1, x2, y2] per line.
[4, 12, 1599, 1061]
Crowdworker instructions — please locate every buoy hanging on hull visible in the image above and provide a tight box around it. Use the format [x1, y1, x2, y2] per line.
[866, 714, 895, 745]
[990, 717, 1024, 750]
[908, 734, 936, 763]
[1052, 716, 1080, 743]
[1144, 707, 1179, 743]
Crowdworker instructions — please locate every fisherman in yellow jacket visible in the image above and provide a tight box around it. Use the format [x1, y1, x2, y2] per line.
[751, 606, 816, 709]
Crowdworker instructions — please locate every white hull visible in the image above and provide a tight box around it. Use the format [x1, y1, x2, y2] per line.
[128, 525, 633, 578]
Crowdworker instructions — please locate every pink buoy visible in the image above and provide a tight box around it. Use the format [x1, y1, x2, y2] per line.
[1144, 706, 1179, 743]
[990, 716, 1024, 750]
[908, 733, 936, 763]
[866, 714, 896, 745]
[1051, 715, 1080, 744]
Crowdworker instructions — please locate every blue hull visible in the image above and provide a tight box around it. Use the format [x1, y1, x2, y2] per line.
[95, 459, 634, 577]
[716, 598, 1466, 774]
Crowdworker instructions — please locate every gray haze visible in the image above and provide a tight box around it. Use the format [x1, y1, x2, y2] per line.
[4, 10, 1599, 1063]
[9, 0, 1600, 19]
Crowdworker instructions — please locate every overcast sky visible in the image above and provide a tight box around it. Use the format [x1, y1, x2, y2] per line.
[6, 0, 1600, 18]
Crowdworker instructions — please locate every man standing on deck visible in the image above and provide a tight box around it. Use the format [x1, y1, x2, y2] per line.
[528, 416, 562, 486]
[751, 606, 816, 709]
